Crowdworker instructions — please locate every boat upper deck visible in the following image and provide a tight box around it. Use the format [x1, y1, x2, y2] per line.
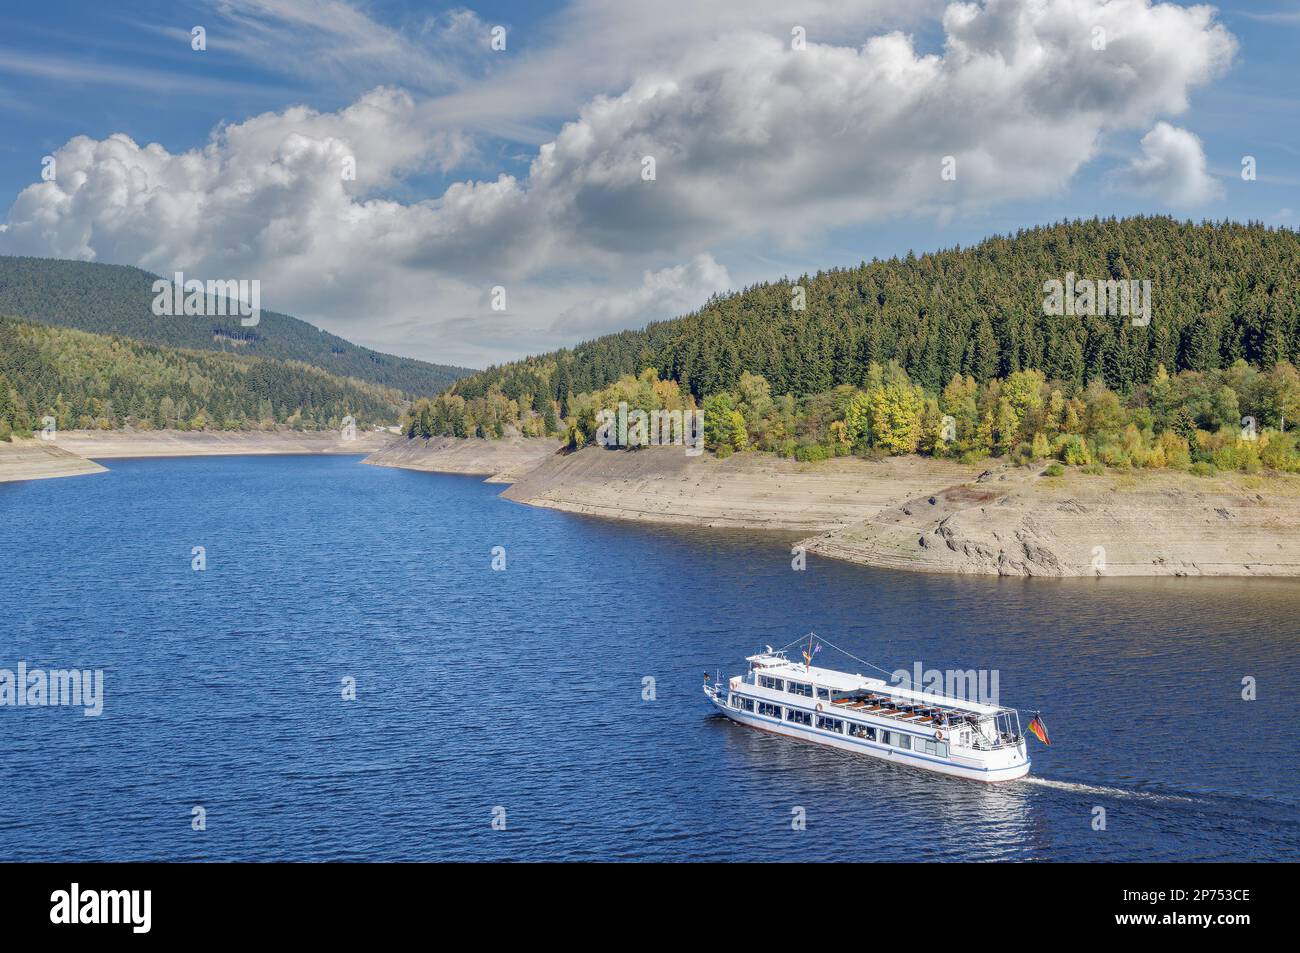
[743, 652, 1007, 718]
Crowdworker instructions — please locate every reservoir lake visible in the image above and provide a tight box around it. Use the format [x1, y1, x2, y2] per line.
[1, 454, 1296, 861]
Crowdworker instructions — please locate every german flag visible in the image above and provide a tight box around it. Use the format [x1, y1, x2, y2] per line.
[1027, 714, 1051, 746]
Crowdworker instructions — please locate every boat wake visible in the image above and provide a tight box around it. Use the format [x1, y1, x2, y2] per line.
[1017, 776, 1199, 804]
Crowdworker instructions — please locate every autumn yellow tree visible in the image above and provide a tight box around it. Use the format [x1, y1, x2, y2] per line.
[868, 375, 924, 455]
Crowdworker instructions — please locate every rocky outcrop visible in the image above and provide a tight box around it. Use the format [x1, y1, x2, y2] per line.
[802, 466, 1300, 576]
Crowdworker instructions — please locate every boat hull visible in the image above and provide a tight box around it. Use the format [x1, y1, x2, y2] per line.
[706, 685, 1030, 783]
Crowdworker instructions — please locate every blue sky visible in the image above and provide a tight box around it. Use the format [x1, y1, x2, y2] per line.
[1, 1, 1297, 368]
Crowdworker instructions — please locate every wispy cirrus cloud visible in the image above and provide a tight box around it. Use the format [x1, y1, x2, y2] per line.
[0, 47, 287, 97]
[143, 0, 493, 93]
[1237, 5, 1300, 27]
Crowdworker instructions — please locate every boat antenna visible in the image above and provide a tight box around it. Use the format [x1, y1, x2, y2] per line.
[770, 633, 813, 654]
[812, 634, 900, 680]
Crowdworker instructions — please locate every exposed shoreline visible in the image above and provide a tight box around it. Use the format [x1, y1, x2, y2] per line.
[366, 436, 1300, 578]
[11, 430, 1300, 578]
[0, 438, 108, 483]
[1, 429, 395, 483]
[362, 434, 564, 484]
[800, 466, 1300, 577]
[500, 444, 979, 532]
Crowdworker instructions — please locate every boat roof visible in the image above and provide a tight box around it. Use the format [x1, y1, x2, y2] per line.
[744, 652, 1007, 716]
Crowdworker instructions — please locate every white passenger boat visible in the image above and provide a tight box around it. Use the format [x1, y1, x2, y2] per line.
[704, 644, 1033, 782]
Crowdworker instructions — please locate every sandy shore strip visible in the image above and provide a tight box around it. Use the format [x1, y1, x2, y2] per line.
[50, 429, 396, 459]
[500, 444, 980, 532]
[3, 429, 397, 483]
[0, 438, 108, 483]
[362, 435, 564, 483]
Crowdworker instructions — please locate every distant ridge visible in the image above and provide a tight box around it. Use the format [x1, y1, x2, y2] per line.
[0, 256, 473, 396]
[1, 315, 406, 434]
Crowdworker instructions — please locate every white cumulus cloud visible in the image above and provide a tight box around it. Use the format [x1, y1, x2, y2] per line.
[1111, 121, 1223, 206]
[0, 0, 1238, 366]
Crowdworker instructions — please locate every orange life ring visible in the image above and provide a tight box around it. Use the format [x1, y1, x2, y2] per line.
[816, 703, 824, 713]
[934, 729, 944, 741]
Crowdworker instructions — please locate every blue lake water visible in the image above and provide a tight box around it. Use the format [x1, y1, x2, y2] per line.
[1, 454, 1297, 861]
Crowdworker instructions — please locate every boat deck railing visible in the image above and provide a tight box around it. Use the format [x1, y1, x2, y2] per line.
[831, 696, 1024, 749]
[830, 693, 1010, 728]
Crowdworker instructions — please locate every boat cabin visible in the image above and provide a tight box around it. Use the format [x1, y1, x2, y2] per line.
[738, 650, 1023, 752]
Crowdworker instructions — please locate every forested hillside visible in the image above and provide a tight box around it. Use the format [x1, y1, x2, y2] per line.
[403, 217, 1300, 475]
[454, 217, 1299, 406]
[0, 316, 404, 439]
[0, 256, 472, 396]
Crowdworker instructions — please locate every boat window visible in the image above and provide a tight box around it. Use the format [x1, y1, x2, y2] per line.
[896, 734, 912, 750]
[786, 708, 812, 726]
[758, 701, 781, 718]
[915, 739, 950, 757]
[787, 681, 813, 697]
[815, 687, 831, 700]
[816, 716, 843, 733]
[879, 730, 891, 746]
[758, 676, 784, 691]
